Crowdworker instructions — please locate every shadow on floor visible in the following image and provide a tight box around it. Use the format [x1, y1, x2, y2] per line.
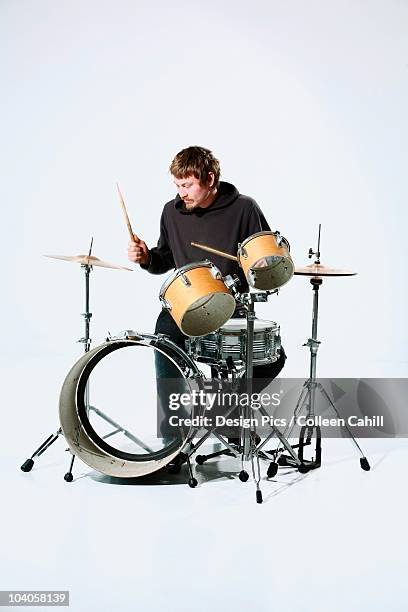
[88, 456, 239, 487]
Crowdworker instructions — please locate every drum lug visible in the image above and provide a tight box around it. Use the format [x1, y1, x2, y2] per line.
[274, 230, 283, 246]
[160, 296, 172, 310]
[273, 231, 285, 246]
[180, 273, 191, 287]
[125, 330, 146, 341]
[186, 338, 198, 360]
[249, 269, 257, 284]
[156, 332, 171, 340]
[128, 332, 145, 341]
[108, 329, 144, 341]
[210, 266, 222, 280]
[238, 243, 248, 259]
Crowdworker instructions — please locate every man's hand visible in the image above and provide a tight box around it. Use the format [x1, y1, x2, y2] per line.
[128, 235, 150, 266]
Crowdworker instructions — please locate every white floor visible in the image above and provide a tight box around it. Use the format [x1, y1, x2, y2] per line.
[3, 435, 408, 612]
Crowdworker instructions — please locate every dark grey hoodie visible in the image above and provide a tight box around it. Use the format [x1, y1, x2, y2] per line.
[141, 181, 270, 292]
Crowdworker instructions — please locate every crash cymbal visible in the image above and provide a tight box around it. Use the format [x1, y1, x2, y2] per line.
[294, 263, 357, 277]
[44, 254, 133, 271]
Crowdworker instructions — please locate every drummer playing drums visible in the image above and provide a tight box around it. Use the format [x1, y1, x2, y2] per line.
[127, 145, 286, 384]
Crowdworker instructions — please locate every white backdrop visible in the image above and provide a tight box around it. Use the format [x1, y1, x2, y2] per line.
[2, 0, 408, 440]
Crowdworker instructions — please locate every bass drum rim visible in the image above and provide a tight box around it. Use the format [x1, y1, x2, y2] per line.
[59, 336, 204, 478]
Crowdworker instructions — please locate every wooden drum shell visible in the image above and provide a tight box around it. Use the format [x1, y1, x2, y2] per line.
[238, 232, 294, 290]
[161, 264, 236, 337]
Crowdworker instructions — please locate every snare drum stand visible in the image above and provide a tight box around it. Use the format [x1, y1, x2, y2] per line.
[239, 291, 309, 500]
[192, 290, 302, 503]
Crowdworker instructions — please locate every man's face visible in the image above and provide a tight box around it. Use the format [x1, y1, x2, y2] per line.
[173, 174, 214, 211]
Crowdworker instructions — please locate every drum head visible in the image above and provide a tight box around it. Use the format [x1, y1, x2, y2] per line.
[220, 318, 277, 333]
[248, 256, 294, 290]
[180, 292, 236, 336]
[59, 337, 203, 478]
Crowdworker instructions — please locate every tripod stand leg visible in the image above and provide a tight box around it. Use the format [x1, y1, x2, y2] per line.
[21, 428, 63, 472]
[263, 384, 310, 453]
[258, 407, 302, 466]
[318, 384, 370, 471]
[185, 453, 198, 488]
[238, 406, 250, 482]
[298, 425, 322, 468]
[249, 433, 263, 503]
[273, 426, 302, 466]
[64, 453, 75, 482]
[288, 384, 312, 436]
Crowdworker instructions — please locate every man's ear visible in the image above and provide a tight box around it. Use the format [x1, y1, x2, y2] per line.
[208, 172, 215, 187]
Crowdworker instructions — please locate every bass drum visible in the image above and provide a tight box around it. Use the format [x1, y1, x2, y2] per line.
[59, 332, 204, 478]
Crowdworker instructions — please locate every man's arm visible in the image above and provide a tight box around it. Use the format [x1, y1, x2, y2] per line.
[128, 210, 175, 275]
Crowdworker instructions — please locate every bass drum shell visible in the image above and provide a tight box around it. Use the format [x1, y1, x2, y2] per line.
[59, 336, 203, 478]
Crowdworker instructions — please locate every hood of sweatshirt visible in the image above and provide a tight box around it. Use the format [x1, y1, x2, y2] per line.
[174, 181, 240, 216]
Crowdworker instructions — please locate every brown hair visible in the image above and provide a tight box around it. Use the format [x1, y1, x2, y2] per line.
[169, 146, 221, 187]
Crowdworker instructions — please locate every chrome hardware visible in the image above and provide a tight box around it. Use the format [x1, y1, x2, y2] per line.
[210, 265, 222, 280]
[110, 330, 145, 341]
[238, 243, 248, 259]
[180, 273, 191, 287]
[159, 296, 172, 310]
[274, 230, 283, 246]
[223, 274, 240, 291]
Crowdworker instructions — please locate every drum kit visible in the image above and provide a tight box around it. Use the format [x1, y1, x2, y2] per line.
[21, 224, 370, 504]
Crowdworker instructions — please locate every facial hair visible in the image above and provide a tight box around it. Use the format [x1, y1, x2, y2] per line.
[184, 187, 216, 211]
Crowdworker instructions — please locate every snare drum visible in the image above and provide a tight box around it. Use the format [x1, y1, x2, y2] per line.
[238, 231, 294, 290]
[186, 319, 281, 367]
[159, 260, 236, 337]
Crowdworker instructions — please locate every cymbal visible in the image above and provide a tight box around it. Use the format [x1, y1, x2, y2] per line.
[294, 263, 357, 277]
[44, 254, 133, 271]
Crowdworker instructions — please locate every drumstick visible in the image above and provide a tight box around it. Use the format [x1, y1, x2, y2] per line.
[191, 241, 238, 262]
[116, 182, 138, 243]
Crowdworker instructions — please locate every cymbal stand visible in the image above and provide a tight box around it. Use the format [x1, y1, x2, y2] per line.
[275, 228, 370, 471]
[63, 243, 94, 480]
[21, 238, 139, 480]
[21, 238, 95, 478]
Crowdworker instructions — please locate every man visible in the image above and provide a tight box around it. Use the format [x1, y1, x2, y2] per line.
[128, 146, 285, 433]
